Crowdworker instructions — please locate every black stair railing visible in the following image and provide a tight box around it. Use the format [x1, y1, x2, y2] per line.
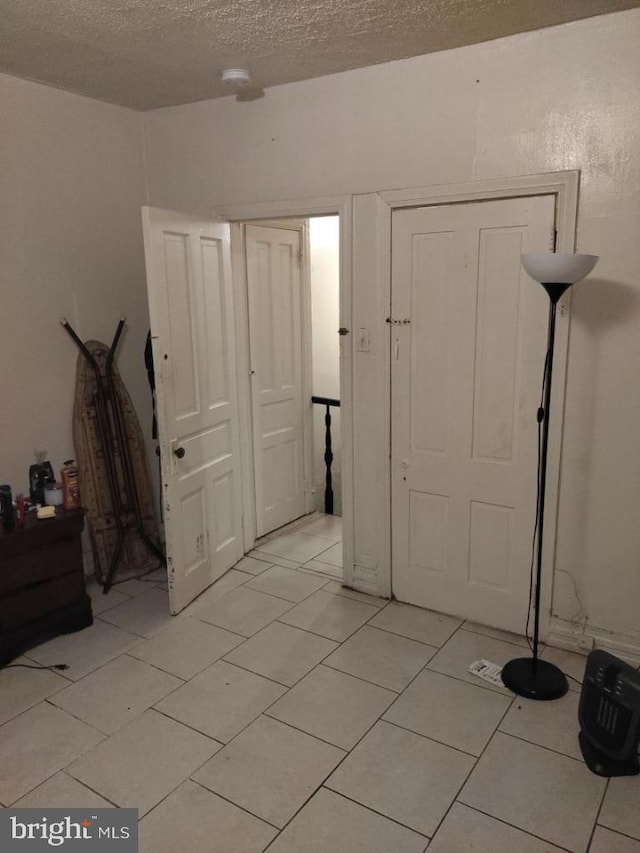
[311, 396, 341, 515]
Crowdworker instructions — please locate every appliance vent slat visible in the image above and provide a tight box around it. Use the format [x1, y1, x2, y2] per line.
[578, 649, 640, 777]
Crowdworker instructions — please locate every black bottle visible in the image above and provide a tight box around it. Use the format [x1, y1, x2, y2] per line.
[0, 484, 15, 532]
[29, 459, 54, 504]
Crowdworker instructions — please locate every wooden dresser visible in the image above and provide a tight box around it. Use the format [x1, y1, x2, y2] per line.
[0, 508, 93, 665]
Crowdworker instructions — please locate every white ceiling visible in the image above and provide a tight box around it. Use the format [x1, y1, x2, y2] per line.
[1, 0, 637, 110]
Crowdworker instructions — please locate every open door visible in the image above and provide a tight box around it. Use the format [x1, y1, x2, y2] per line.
[245, 223, 309, 537]
[142, 207, 244, 613]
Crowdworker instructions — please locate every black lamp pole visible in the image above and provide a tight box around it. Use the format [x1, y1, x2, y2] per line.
[501, 281, 572, 701]
[502, 253, 598, 700]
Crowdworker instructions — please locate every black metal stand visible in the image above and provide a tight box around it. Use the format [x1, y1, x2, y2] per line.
[62, 318, 166, 593]
[501, 284, 570, 701]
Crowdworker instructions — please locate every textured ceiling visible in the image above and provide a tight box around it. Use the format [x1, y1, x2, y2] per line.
[0, 0, 638, 110]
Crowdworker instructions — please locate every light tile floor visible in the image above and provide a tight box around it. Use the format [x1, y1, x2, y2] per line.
[1, 513, 638, 852]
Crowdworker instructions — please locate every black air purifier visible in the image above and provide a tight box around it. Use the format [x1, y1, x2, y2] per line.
[578, 649, 640, 777]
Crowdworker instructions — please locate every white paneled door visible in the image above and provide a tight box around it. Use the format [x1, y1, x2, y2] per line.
[391, 196, 556, 633]
[245, 224, 307, 537]
[142, 207, 244, 614]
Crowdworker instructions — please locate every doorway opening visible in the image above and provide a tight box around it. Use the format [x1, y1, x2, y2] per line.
[142, 199, 351, 615]
[309, 216, 342, 521]
[239, 215, 342, 549]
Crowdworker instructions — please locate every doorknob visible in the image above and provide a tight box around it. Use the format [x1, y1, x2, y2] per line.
[173, 446, 186, 459]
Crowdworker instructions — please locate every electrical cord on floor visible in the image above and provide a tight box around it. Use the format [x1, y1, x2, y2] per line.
[110, 571, 157, 586]
[106, 557, 166, 587]
[0, 662, 68, 672]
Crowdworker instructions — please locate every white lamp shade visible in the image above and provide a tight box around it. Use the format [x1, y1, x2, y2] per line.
[522, 253, 599, 284]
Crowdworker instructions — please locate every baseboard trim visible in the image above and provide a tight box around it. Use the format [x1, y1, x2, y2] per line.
[352, 564, 379, 597]
[548, 617, 640, 667]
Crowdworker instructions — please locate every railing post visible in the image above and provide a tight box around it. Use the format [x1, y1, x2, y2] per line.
[312, 396, 340, 516]
[323, 404, 334, 515]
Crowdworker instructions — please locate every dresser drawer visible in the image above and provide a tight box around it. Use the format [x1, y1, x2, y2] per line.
[0, 538, 84, 594]
[0, 572, 86, 629]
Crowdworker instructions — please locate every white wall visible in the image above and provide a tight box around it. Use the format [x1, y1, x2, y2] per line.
[0, 75, 153, 513]
[309, 216, 341, 515]
[143, 10, 640, 651]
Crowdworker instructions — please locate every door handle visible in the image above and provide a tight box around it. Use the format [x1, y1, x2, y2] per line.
[173, 446, 186, 459]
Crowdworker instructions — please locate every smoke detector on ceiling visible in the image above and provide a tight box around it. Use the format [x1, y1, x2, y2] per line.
[221, 68, 252, 87]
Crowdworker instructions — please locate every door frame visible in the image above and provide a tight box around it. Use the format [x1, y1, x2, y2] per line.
[217, 196, 354, 585]
[356, 170, 579, 638]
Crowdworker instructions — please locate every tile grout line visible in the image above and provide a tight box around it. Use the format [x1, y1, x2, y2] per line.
[242, 578, 334, 606]
[10, 519, 629, 848]
[585, 776, 611, 852]
[149, 705, 228, 747]
[320, 660, 403, 694]
[426, 680, 519, 845]
[257, 606, 479, 836]
[591, 822, 640, 847]
[187, 717, 350, 834]
[0, 668, 72, 727]
[119, 651, 187, 684]
[456, 802, 576, 852]
[373, 717, 484, 761]
[313, 615, 518, 847]
[352, 617, 473, 732]
[90, 724, 228, 821]
[361, 609, 462, 648]
[274, 594, 381, 644]
[258, 704, 420, 846]
[1, 705, 108, 806]
[7, 529, 342, 813]
[460, 620, 544, 650]
[317, 787, 430, 842]
[10, 763, 121, 810]
[495, 720, 589, 765]
[187, 776, 282, 832]
[187, 613, 252, 640]
[185, 584, 303, 618]
[43, 697, 112, 738]
[213, 657, 301, 691]
[220, 635, 341, 691]
[494, 728, 608, 768]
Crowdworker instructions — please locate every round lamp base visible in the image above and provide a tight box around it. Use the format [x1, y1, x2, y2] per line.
[501, 657, 568, 701]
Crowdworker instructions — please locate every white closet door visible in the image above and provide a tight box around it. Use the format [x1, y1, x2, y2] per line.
[391, 195, 555, 632]
[246, 224, 306, 537]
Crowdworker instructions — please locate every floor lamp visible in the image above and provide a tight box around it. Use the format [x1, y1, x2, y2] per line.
[501, 252, 599, 701]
